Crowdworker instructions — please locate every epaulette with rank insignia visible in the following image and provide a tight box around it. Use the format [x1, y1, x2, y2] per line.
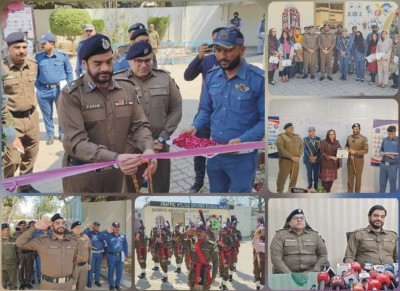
[113, 68, 130, 76]
[248, 64, 265, 77]
[153, 67, 170, 74]
[57, 49, 68, 55]
[26, 57, 37, 64]
[63, 76, 84, 94]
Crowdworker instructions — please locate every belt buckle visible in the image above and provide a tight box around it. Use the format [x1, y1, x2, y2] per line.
[59, 277, 66, 283]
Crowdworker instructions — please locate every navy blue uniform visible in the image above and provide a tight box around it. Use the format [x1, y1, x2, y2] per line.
[83, 228, 105, 285]
[303, 136, 321, 189]
[379, 135, 399, 193]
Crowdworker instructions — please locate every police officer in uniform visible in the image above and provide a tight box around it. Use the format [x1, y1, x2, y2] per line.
[378, 125, 398, 193]
[154, 224, 172, 283]
[318, 23, 335, 81]
[114, 22, 145, 63]
[218, 224, 234, 290]
[76, 24, 96, 78]
[252, 217, 265, 290]
[98, 222, 128, 290]
[270, 209, 328, 273]
[344, 205, 398, 265]
[302, 25, 319, 79]
[303, 127, 321, 191]
[35, 33, 73, 145]
[135, 220, 148, 279]
[115, 41, 182, 193]
[148, 226, 160, 271]
[276, 123, 304, 193]
[345, 123, 368, 193]
[57, 34, 156, 193]
[184, 27, 265, 193]
[83, 221, 104, 288]
[2, 32, 40, 193]
[14, 220, 34, 290]
[15, 213, 78, 290]
[2, 223, 19, 290]
[71, 221, 92, 290]
[171, 224, 184, 274]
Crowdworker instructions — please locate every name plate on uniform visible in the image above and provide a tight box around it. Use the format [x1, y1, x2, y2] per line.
[269, 56, 279, 64]
[336, 149, 349, 159]
[282, 59, 292, 67]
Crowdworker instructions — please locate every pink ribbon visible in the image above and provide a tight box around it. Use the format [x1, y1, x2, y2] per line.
[1, 141, 265, 191]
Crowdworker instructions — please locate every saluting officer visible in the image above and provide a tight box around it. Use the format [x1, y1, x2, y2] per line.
[378, 125, 398, 193]
[15, 213, 78, 290]
[98, 222, 128, 291]
[35, 33, 73, 145]
[83, 221, 104, 288]
[14, 220, 34, 290]
[2, 223, 20, 290]
[135, 220, 148, 280]
[2, 32, 39, 193]
[57, 34, 156, 193]
[345, 123, 368, 193]
[115, 41, 182, 193]
[270, 209, 328, 273]
[71, 221, 92, 290]
[344, 205, 398, 265]
[276, 123, 304, 193]
[302, 25, 319, 79]
[317, 23, 335, 81]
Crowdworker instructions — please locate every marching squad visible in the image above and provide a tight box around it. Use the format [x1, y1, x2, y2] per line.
[275, 122, 398, 193]
[1, 23, 265, 194]
[2, 214, 128, 290]
[134, 212, 265, 290]
[268, 24, 399, 88]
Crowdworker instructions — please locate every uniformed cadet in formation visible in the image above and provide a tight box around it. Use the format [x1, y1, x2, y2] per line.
[148, 225, 160, 271]
[98, 222, 128, 290]
[15, 213, 78, 290]
[115, 41, 182, 193]
[218, 224, 234, 290]
[76, 23, 96, 78]
[83, 221, 104, 288]
[302, 127, 321, 191]
[183, 27, 265, 193]
[2, 223, 20, 290]
[154, 223, 172, 283]
[270, 209, 328, 273]
[302, 25, 319, 79]
[71, 221, 92, 290]
[35, 32, 73, 145]
[183, 224, 195, 272]
[345, 123, 368, 193]
[57, 34, 156, 193]
[276, 123, 304, 193]
[378, 125, 398, 193]
[135, 220, 148, 279]
[252, 216, 265, 290]
[14, 220, 34, 290]
[171, 224, 184, 274]
[2, 32, 40, 193]
[230, 216, 241, 275]
[344, 205, 398, 265]
[317, 23, 335, 81]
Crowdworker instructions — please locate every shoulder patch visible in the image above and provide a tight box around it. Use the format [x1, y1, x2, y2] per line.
[247, 63, 265, 77]
[113, 68, 130, 77]
[27, 57, 37, 64]
[57, 49, 68, 55]
[153, 67, 170, 74]
[62, 76, 84, 94]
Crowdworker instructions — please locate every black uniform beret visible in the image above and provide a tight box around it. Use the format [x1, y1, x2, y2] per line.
[93, 221, 100, 225]
[387, 126, 396, 132]
[284, 122, 293, 130]
[71, 221, 81, 229]
[286, 208, 304, 223]
[130, 29, 149, 41]
[18, 220, 27, 226]
[5, 32, 27, 46]
[128, 22, 146, 33]
[126, 41, 153, 60]
[50, 213, 64, 222]
[352, 123, 361, 129]
[2, 223, 10, 230]
[79, 34, 112, 61]
[112, 222, 120, 228]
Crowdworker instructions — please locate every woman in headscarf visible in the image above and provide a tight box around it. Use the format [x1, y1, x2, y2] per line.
[389, 34, 399, 89]
[376, 30, 392, 88]
[268, 28, 280, 85]
[353, 31, 366, 82]
[293, 27, 304, 78]
[319, 129, 342, 192]
[366, 32, 379, 85]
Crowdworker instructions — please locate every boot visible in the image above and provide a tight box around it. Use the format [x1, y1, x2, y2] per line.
[152, 266, 159, 271]
[219, 283, 227, 290]
[162, 277, 168, 283]
[138, 272, 146, 279]
[174, 267, 181, 273]
[229, 274, 233, 282]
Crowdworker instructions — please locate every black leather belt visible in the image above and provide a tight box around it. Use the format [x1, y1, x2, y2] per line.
[381, 161, 398, 166]
[77, 262, 86, 266]
[9, 107, 35, 118]
[39, 81, 60, 89]
[108, 252, 121, 256]
[352, 155, 364, 159]
[42, 274, 72, 284]
[68, 156, 114, 172]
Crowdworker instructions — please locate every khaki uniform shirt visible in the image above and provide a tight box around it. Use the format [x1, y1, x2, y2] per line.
[58, 75, 154, 163]
[2, 236, 19, 270]
[114, 68, 182, 140]
[318, 32, 336, 52]
[303, 33, 319, 51]
[276, 133, 304, 159]
[270, 228, 328, 273]
[16, 226, 78, 278]
[344, 225, 398, 265]
[148, 31, 160, 50]
[345, 134, 368, 157]
[74, 234, 92, 264]
[2, 56, 38, 111]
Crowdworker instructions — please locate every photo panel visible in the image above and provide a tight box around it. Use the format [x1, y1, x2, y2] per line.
[133, 195, 266, 290]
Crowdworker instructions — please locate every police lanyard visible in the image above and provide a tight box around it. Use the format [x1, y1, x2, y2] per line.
[305, 138, 319, 156]
[339, 37, 350, 53]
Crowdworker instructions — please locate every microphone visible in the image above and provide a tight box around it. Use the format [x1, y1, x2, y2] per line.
[343, 269, 359, 289]
[364, 278, 379, 290]
[376, 273, 391, 290]
[351, 262, 362, 274]
[363, 262, 374, 272]
[337, 263, 352, 275]
[392, 263, 398, 275]
[317, 271, 330, 290]
[358, 271, 370, 283]
[383, 264, 394, 274]
[353, 283, 364, 290]
[373, 265, 385, 273]
[369, 270, 379, 279]
[327, 267, 336, 278]
[382, 271, 397, 289]
[331, 275, 345, 290]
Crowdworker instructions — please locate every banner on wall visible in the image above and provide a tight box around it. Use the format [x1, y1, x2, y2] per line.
[268, 116, 280, 159]
[371, 119, 398, 166]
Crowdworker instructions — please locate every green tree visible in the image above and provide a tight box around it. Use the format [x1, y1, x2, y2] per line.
[92, 19, 105, 34]
[2, 196, 26, 223]
[32, 196, 58, 220]
[49, 8, 91, 55]
[147, 16, 170, 41]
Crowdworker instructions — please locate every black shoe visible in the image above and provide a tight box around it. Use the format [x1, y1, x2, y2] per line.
[311, 75, 315, 79]
[17, 185, 40, 193]
[25, 284, 33, 289]
[109, 286, 114, 291]
[233, 266, 237, 272]
[87, 282, 92, 288]
[38, 279, 40, 284]
[94, 281, 101, 287]
[115, 286, 121, 290]
[302, 74, 308, 79]
[229, 274, 233, 282]
[152, 266, 159, 271]
[319, 77, 324, 81]
[339, 75, 343, 80]
[19, 285, 25, 290]
[257, 287, 260, 290]
[189, 181, 204, 193]
[46, 136, 54, 145]
[327, 76, 333, 81]
[268, 80, 275, 85]
[174, 267, 181, 273]
[220, 284, 227, 290]
[162, 277, 168, 283]
[391, 84, 398, 88]
[343, 76, 347, 80]
[31, 280, 35, 285]
[138, 272, 146, 279]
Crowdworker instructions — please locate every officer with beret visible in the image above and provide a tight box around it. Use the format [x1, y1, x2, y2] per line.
[14, 220, 34, 289]
[114, 22, 146, 62]
[16, 213, 78, 290]
[2, 223, 20, 290]
[276, 123, 304, 193]
[83, 221, 104, 288]
[71, 221, 92, 290]
[303, 126, 321, 191]
[35, 33, 73, 145]
[270, 209, 328, 273]
[378, 125, 398, 193]
[115, 41, 182, 193]
[98, 222, 128, 290]
[302, 25, 319, 79]
[58, 34, 156, 193]
[345, 123, 368, 193]
[135, 220, 148, 280]
[76, 24, 96, 78]
[183, 27, 265, 193]
[2, 32, 40, 193]
[344, 205, 398, 265]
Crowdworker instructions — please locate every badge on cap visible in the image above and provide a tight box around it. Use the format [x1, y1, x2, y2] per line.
[235, 83, 250, 92]
[23, 35, 27, 42]
[144, 47, 149, 54]
[219, 30, 230, 40]
[102, 38, 110, 50]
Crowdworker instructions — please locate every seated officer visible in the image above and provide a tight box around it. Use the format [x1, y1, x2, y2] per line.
[270, 209, 328, 273]
[344, 205, 398, 265]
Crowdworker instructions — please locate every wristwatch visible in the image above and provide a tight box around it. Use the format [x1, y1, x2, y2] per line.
[157, 136, 166, 144]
